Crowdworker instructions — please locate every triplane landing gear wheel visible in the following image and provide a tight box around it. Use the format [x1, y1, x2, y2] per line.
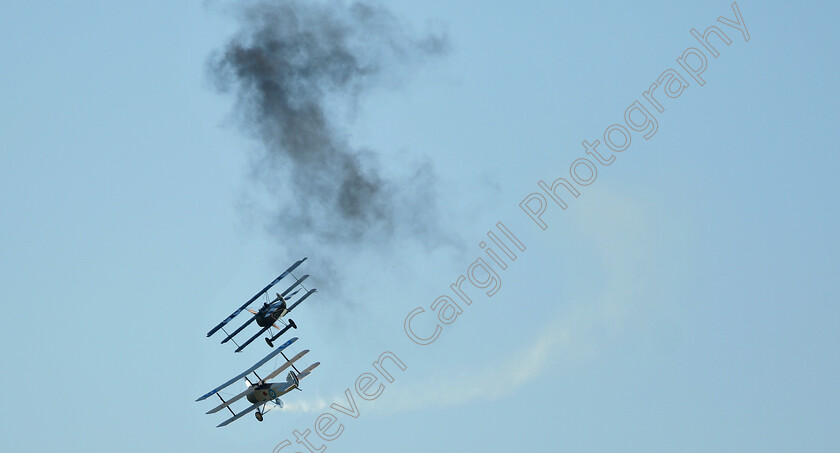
[255, 411, 263, 422]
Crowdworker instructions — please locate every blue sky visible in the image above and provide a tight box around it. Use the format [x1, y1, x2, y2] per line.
[1, 1, 838, 452]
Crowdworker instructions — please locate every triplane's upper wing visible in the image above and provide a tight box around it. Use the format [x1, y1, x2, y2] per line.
[196, 337, 299, 402]
[205, 258, 307, 338]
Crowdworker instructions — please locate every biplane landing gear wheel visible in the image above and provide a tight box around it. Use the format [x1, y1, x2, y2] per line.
[255, 411, 263, 422]
[265, 338, 274, 348]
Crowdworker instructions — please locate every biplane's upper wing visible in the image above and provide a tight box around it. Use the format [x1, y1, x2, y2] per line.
[262, 349, 309, 382]
[206, 258, 307, 338]
[196, 337, 298, 402]
[216, 401, 261, 428]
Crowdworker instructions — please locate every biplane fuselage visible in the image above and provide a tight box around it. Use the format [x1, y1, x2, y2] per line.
[246, 381, 296, 404]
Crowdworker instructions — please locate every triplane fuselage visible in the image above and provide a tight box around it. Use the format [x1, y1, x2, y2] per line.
[254, 296, 291, 328]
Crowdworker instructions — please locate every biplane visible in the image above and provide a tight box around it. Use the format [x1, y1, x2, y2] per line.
[206, 258, 317, 352]
[196, 337, 321, 427]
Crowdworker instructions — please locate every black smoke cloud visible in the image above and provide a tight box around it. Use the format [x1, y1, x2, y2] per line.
[209, 0, 448, 246]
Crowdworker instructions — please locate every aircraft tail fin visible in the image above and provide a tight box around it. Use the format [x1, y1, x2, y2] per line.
[287, 371, 300, 389]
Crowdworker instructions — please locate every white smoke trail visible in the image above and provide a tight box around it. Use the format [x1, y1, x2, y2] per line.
[376, 188, 663, 413]
[278, 395, 335, 414]
[278, 188, 666, 414]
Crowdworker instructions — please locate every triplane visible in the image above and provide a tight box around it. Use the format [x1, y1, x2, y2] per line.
[206, 258, 317, 352]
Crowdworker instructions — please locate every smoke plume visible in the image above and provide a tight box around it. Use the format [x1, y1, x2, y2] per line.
[210, 0, 448, 246]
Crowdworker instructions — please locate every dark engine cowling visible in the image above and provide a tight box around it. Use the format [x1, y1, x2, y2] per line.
[255, 301, 287, 327]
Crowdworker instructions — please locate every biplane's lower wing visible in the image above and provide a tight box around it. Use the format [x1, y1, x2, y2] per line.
[297, 362, 320, 380]
[216, 402, 261, 428]
[206, 258, 307, 338]
[196, 337, 298, 402]
[206, 387, 250, 415]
